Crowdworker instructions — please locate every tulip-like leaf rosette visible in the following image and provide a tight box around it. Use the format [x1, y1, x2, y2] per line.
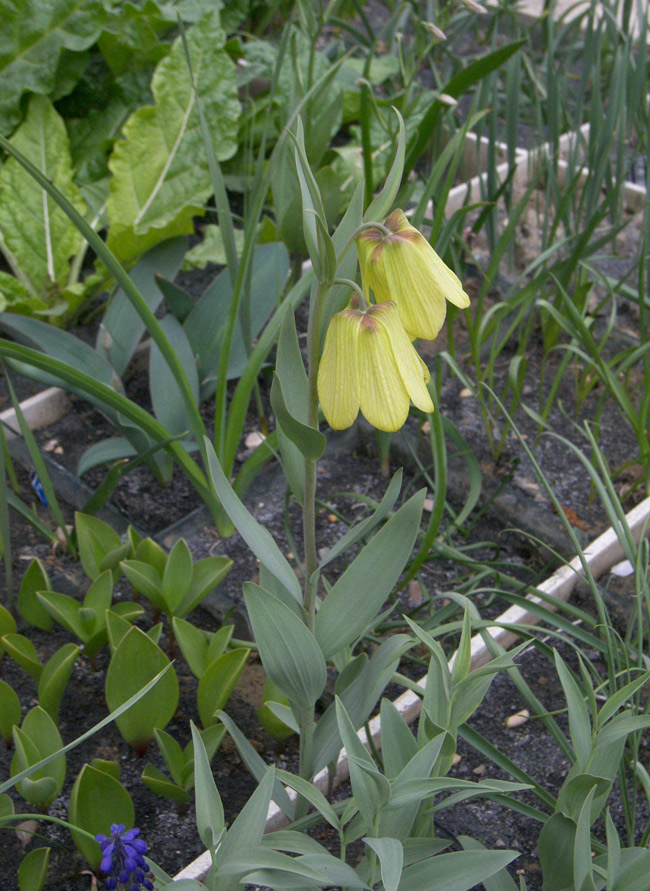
[317, 300, 433, 432]
[357, 209, 470, 341]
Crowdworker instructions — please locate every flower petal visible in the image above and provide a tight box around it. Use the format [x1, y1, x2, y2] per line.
[369, 302, 434, 414]
[357, 210, 470, 341]
[370, 238, 448, 340]
[357, 314, 410, 432]
[317, 309, 362, 430]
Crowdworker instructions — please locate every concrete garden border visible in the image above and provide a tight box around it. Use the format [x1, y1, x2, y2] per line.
[174, 493, 650, 881]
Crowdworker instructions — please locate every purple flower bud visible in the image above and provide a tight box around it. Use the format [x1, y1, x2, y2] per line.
[100, 855, 114, 874]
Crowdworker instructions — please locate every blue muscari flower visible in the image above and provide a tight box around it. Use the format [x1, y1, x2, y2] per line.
[95, 823, 154, 891]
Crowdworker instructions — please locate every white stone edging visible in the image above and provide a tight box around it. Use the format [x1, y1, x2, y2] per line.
[174, 494, 650, 881]
[0, 387, 70, 442]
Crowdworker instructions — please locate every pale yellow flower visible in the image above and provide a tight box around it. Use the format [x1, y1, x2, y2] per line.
[317, 300, 433, 432]
[356, 209, 470, 341]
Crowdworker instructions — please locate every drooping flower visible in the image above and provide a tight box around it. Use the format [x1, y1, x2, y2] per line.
[317, 299, 433, 432]
[95, 823, 154, 891]
[356, 209, 470, 341]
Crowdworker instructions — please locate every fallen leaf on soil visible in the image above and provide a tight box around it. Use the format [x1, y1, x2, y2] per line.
[15, 820, 39, 848]
[407, 580, 425, 607]
[505, 709, 530, 729]
[556, 505, 589, 531]
[459, 387, 473, 398]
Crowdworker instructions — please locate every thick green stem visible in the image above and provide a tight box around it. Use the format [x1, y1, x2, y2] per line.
[296, 280, 329, 817]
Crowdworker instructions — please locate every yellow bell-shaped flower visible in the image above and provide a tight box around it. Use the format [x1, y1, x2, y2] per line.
[317, 300, 433, 432]
[357, 209, 470, 341]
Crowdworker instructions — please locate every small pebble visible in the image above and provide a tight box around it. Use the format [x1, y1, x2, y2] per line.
[245, 431, 266, 449]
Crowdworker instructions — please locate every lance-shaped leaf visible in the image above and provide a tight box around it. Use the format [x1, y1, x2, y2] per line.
[191, 721, 224, 850]
[274, 307, 309, 483]
[106, 10, 240, 265]
[105, 626, 179, 753]
[178, 556, 232, 619]
[335, 697, 390, 826]
[315, 490, 425, 659]
[0, 604, 17, 663]
[398, 849, 519, 891]
[1, 633, 43, 682]
[364, 838, 403, 891]
[205, 439, 302, 602]
[18, 558, 53, 631]
[150, 315, 200, 441]
[270, 372, 326, 460]
[76, 512, 123, 582]
[38, 643, 80, 722]
[197, 647, 250, 727]
[214, 768, 275, 890]
[172, 618, 233, 679]
[0, 96, 86, 297]
[245, 583, 327, 710]
[0, 680, 21, 745]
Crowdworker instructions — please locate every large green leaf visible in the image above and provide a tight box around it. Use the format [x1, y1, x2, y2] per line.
[105, 626, 179, 752]
[106, 9, 240, 265]
[0, 0, 107, 134]
[68, 763, 134, 868]
[315, 491, 425, 659]
[0, 96, 86, 296]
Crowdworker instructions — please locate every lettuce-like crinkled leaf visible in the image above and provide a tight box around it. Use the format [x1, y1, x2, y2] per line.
[106, 9, 240, 266]
[98, 0, 174, 76]
[0, 96, 86, 301]
[0, 0, 108, 135]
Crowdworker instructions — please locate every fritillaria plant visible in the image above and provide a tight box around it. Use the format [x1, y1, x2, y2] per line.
[206, 111, 471, 799]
